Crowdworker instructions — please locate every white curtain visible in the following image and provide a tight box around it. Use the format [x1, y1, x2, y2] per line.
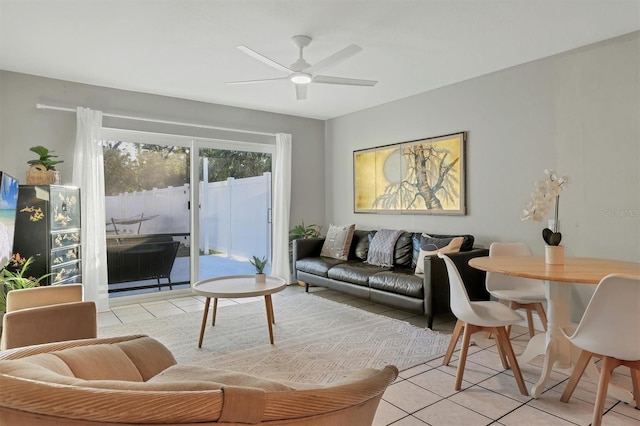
[73, 107, 109, 312]
[271, 133, 292, 282]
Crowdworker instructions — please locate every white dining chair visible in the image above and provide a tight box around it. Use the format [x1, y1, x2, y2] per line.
[439, 253, 529, 396]
[486, 242, 547, 337]
[560, 273, 640, 426]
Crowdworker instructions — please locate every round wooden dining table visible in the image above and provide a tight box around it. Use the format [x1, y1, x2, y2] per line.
[469, 256, 640, 400]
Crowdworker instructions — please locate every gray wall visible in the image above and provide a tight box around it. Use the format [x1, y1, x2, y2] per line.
[1, 32, 638, 317]
[326, 32, 640, 318]
[0, 71, 326, 230]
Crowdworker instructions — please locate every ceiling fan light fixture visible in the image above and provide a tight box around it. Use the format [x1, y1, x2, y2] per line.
[290, 72, 312, 84]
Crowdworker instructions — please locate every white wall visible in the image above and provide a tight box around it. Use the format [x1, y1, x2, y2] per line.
[326, 32, 640, 320]
[0, 71, 326, 231]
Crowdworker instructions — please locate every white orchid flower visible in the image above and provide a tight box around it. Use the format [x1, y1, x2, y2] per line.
[521, 169, 570, 225]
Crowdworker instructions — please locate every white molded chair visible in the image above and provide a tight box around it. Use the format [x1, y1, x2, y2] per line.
[439, 253, 529, 396]
[560, 273, 640, 426]
[486, 242, 547, 337]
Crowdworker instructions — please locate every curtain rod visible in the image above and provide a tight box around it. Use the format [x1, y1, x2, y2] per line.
[35, 103, 277, 137]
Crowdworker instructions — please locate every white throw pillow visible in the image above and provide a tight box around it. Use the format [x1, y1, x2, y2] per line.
[414, 236, 464, 274]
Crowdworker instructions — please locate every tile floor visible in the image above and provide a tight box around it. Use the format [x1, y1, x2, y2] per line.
[99, 285, 640, 426]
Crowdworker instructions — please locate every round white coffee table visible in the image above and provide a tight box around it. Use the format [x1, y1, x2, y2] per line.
[192, 275, 286, 348]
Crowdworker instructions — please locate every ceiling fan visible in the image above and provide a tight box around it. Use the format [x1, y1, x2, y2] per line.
[226, 35, 377, 100]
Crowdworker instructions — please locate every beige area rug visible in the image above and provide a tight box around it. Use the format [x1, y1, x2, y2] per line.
[99, 293, 451, 384]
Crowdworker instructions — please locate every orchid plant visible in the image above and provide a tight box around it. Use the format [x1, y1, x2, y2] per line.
[521, 169, 570, 246]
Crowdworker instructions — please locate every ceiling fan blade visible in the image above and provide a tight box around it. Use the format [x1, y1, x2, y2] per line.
[226, 77, 289, 85]
[236, 45, 292, 74]
[304, 44, 362, 75]
[312, 75, 377, 86]
[295, 84, 307, 100]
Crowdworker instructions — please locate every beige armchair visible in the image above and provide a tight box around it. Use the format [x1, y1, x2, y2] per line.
[1, 284, 97, 350]
[0, 335, 398, 425]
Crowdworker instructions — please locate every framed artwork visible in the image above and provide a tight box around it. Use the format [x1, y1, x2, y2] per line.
[353, 132, 466, 215]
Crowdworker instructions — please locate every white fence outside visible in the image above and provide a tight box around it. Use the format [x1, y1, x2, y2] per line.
[105, 173, 272, 261]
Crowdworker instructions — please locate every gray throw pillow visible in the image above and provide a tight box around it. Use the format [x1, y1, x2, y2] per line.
[320, 224, 355, 260]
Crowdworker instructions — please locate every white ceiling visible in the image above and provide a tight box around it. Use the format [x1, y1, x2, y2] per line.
[1, 0, 639, 120]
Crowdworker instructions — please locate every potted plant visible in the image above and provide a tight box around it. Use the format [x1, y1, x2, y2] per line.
[1, 255, 52, 313]
[288, 222, 322, 279]
[26, 145, 63, 184]
[289, 222, 322, 241]
[521, 169, 570, 264]
[289, 221, 322, 270]
[249, 256, 268, 283]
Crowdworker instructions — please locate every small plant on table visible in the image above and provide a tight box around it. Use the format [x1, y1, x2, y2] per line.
[250, 256, 268, 283]
[250, 256, 268, 274]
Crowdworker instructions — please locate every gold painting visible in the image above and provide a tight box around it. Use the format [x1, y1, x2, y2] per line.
[354, 132, 466, 215]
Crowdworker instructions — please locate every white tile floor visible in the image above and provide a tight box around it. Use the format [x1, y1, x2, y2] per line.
[99, 286, 640, 426]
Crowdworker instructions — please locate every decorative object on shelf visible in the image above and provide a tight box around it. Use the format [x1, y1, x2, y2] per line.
[250, 255, 268, 283]
[521, 169, 570, 264]
[26, 146, 63, 185]
[354, 132, 467, 215]
[0, 255, 52, 312]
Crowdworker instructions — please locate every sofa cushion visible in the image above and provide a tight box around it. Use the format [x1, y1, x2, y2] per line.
[296, 257, 346, 277]
[366, 229, 405, 267]
[394, 232, 414, 267]
[327, 262, 390, 286]
[0, 360, 224, 391]
[149, 365, 294, 392]
[414, 237, 464, 274]
[116, 336, 177, 381]
[411, 233, 475, 267]
[349, 230, 373, 261]
[320, 224, 355, 260]
[362, 230, 412, 267]
[54, 345, 144, 381]
[369, 270, 424, 298]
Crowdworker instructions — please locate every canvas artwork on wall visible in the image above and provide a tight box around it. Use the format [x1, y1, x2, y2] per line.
[0, 172, 20, 267]
[354, 132, 466, 215]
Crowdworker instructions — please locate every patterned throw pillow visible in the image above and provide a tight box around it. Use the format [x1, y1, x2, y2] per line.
[320, 224, 355, 260]
[414, 236, 464, 274]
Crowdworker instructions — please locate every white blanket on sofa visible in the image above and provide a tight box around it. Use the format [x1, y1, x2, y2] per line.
[366, 229, 405, 267]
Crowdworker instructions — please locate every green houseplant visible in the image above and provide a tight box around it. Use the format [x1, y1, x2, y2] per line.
[249, 256, 268, 283]
[289, 222, 322, 241]
[26, 145, 64, 184]
[249, 256, 268, 274]
[28, 145, 64, 170]
[289, 221, 323, 284]
[0, 256, 52, 312]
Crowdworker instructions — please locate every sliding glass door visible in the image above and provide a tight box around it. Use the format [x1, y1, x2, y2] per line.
[196, 146, 272, 280]
[101, 130, 275, 298]
[102, 132, 191, 297]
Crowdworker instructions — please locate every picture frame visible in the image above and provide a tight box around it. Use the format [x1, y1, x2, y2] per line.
[353, 132, 466, 215]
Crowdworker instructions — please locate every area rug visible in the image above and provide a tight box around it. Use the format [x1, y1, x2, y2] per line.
[99, 293, 450, 384]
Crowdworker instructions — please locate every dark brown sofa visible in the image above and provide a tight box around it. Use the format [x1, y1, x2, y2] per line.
[293, 230, 489, 329]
